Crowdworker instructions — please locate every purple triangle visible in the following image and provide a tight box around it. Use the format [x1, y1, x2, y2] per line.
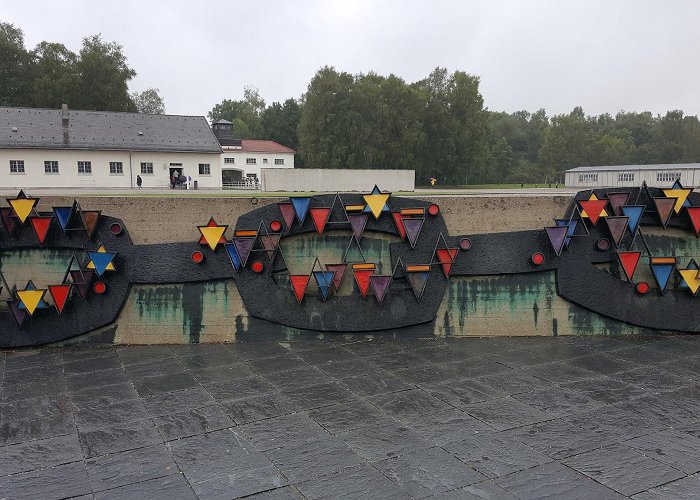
[370, 275, 392, 304]
[545, 226, 568, 256]
[402, 218, 424, 249]
[233, 238, 255, 267]
[605, 216, 629, 247]
[8, 300, 26, 327]
[406, 271, 429, 300]
[260, 234, 281, 261]
[348, 214, 369, 241]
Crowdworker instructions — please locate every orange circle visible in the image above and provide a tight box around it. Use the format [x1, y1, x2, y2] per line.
[428, 204, 440, 216]
[191, 251, 204, 264]
[531, 252, 545, 265]
[270, 220, 282, 232]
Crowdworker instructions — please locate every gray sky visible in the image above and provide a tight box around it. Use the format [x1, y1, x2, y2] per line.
[4, 0, 700, 118]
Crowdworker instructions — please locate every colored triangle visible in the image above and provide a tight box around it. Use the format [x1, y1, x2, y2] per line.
[310, 208, 331, 235]
[580, 194, 609, 218]
[662, 188, 693, 214]
[348, 214, 369, 242]
[555, 219, 578, 248]
[7, 300, 26, 327]
[198, 225, 227, 251]
[363, 186, 390, 220]
[617, 251, 641, 281]
[53, 206, 74, 232]
[48, 284, 72, 315]
[325, 264, 347, 291]
[650, 262, 675, 294]
[260, 234, 281, 261]
[686, 207, 700, 237]
[671, 180, 692, 208]
[87, 250, 117, 277]
[199, 218, 227, 245]
[436, 248, 459, 277]
[545, 226, 568, 256]
[579, 199, 608, 226]
[402, 218, 424, 249]
[29, 216, 53, 246]
[232, 238, 255, 267]
[17, 289, 46, 315]
[621, 205, 645, 236]
[9, 198, 37, 223]
[406, 271, 430, 300]
[291, 197, 311, 225]
[0, 207, 17, 234]
[392, 212, 407, 239]
[81, 210, 101, 238]
[70, 270, 93, 298]
[278, 202, 296, 231]
[353, 269, 374, 298]
[679, 269, 700, 295]
[313, 271, 335, 300]
[86, 245, 115, 271]
[653, 198, 676, 228]
[290, 274, 310, 303]
[370, 275, 392, 304]
[225, 242, 241, 271]
[606, 192, 631, 216]
[605, 216, 629, 247]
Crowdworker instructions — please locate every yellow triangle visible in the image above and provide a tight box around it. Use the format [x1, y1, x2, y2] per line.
[199, 226, 227, 250]
[662, 189, 692, 214]
[17, 289, 45, 315]
[679, 269, 700, 294]
[580, 194, 609, 218]
[9, 198, 37, 223]
[363, 193, 390, 219]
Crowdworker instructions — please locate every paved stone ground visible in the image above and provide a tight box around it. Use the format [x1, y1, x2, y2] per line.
[2, 335, 700, 499]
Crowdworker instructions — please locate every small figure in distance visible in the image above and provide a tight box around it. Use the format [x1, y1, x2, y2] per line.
[136, 174, 142, 189]
[520, 181, 524, 188]
[430, 177, 437, 188]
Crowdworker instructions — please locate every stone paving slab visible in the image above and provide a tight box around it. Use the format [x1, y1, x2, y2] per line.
[1, 334, 700, 498]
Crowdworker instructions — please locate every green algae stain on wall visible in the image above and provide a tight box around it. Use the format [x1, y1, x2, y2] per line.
[436, 272, 653, 337]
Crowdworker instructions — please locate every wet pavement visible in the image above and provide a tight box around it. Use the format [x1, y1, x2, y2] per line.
[1, 334, 700, 499]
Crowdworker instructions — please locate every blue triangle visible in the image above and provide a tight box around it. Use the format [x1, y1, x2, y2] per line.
[53, 207, 73, 231]
[555, 219, 578, 247]
[87, 251, 116, 277]
[313, 271, 335, 300]
[291, 198, 311, 224]
[650, 263, 674, 293]
[225, 242, 241, 271]
[621, 206, 645, 235]
[671, 180, 691, 207]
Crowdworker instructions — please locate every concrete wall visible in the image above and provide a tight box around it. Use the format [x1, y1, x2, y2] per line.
[565, 168, 700, 188]
[1, 149, 222, 189]
[261, 168, 415, 192]
[221, 149, 294, 181]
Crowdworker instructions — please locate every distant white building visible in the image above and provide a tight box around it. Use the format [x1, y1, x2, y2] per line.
[564, 164, 700, 188]
[0, 105, 223, 189]
[211, 120, 295, 188]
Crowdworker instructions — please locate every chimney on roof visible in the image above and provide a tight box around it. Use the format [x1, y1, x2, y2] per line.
[61, 103, 69, 126]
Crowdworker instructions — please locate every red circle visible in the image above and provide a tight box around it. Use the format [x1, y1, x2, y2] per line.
[428, 204, 440, 216]
[191, 251, 204, 264]
[251, 261, 264, 273]
[270, 220, 282, 232]
[636, 282, 650, 294]
[93, 282, 106, 294]
[531, 252, 545, 265]
[459, 238, 472, 251]
[596, 239, 611, 251]
[110, 223, 123, 235]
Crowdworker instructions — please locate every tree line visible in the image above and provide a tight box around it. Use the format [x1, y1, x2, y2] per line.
[0, 22, 164, 114]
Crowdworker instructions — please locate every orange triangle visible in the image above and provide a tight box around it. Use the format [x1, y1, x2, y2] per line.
[310, 208, 331, 235]
[81, 210, 101, 238]
[436, 248, 459, 277]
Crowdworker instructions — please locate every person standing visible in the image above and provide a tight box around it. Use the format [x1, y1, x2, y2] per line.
[136, 174, 142, 189]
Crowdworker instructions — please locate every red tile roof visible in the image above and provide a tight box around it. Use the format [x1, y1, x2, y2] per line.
[240, 140, 295, 154]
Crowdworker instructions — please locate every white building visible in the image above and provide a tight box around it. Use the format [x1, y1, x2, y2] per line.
[564, 163, 700, 188]
[0, 105, 224, 189]
[211, 120, 295, 188]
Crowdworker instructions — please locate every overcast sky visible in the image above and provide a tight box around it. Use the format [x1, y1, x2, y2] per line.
[3, 0, 700, 118]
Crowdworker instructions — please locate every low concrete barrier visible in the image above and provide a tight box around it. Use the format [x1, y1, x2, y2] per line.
[261, 168, 415, 192]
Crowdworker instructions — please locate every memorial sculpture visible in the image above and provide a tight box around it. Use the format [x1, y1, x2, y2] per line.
[1, 181, 699, 347]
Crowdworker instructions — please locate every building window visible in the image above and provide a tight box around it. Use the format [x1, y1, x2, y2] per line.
[199, 163, 211, 175]
[141, 162, 154, 174]
[246, 158, 256, 165]
[77, 161, 92, 174]
[618, 172, 634, 183]
[263, 158, 268, 164]
[9, 160, 24, 173]
[224, 158, 235, 164]
[44, 161, 59, 174]
[109, 162, 123, 175]
[657, 172, 681, 183]
[274, 158, 285, 165]
[578, 173, 598, 183]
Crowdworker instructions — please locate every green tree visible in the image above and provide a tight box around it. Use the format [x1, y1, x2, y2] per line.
[260, 98, 301, 149]
[31, 42, 79, 108]
[209, 86, 266, 137]
[0, 22, 32, 106]
[131, 88, 165, 114]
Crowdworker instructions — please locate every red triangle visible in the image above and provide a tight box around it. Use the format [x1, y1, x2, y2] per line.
[687, 207, 700, 237]
[48, 284, 72, 314]
[289, 275, 310, 303]
[310, 208, 331, 235]
[199, 218, 227, 245]
[353, 269, 374, 298]
[579, 199, 609, 226]
[392, 212, 406, 239]
[29, 216, 52, 245]
[436, 248, 459, 277]
[617, 251, 641, 281]
[653, 198, 676, 228]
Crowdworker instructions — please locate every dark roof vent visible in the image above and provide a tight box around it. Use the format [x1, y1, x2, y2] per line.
[137, 131, 144, 136]
[61, 103, 69, 126]
[11, 127, 17, 132]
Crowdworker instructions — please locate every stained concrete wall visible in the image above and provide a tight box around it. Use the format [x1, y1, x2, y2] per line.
[260, 168, 415, 192]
